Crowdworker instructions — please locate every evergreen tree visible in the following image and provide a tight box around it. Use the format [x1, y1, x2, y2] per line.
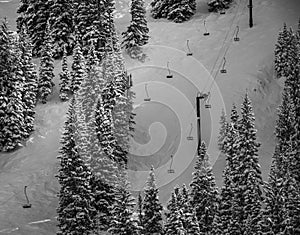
[274, 24, 298, 78]
[143, 167, 164, 234]
[71, 41, 85, 94]
[16, 0, 31, 31]
[190, 142, 219, 234]
[165, 191, 186, 234]
[167, 0, 196, 23]
[0, 19, 26, 151]
[150, 0, 169, 19]
[137, 192, 144, 230]
[218, 108, 228, 152]
[18, 26, 38, 136]
[122, 0, 149, 58]
[108, 170, 140, 235]
[59, 45, 71, 101]
[26, 0, 53, 56]
[49, 0, 74, 58]
[208, 0, 233, 13]
[56, 97, 96, 235]
[230, 94, 263, 234]
[38, 26, 55, 103]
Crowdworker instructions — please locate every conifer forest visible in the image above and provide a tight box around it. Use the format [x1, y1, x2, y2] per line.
[0, 0, 299, 234]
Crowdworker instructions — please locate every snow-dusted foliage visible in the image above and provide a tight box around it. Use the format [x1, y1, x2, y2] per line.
[38, 26, 55, 104]
[208, 0, 233, 13]
[151, 0, 196, 22]
[108, 170, 140, 235]
[59, 46, 71, 101]
[143, 168, 164, 234]
[0, 19, 27, 151]
[218, 108, 228, 152]
[189, 141, 219, 234]
[49, 0, 74, 58]
[274, 24, 298, 78]
[18, 26, 38, 136]
[71, 41, 85, 94]
[122, 0, 149, 59]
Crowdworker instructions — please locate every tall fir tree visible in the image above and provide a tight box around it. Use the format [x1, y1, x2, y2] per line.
[0, 19, 27, 151]
[122, 0, 149, 58]
[137, 192, 144, 230]
[230, 93, 263, 234]
[108, 170, 140, 235]
[167, 0, 196, 23]
[165, 191, 186, 234]
[143, 167, 164, 234]
[189, 142, 219, 234]
[25, 0, 53, 56]
[59, 45, 71, 101]
[56, 97, 96, 235]
[38, 25, 55, 103]
[218, 108, 228, 152]
[18, 26, 38, 136]
[71, 41, 85, 94]
[16, 0, 31, 31]
[274, 24, 298, 78]
[49, 0, 74, 58]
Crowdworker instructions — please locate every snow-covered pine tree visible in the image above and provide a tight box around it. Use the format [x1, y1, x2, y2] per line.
[274, 24, 298, 78]
[167, 0, 196, 23]
[71, 41, 85, 94]
[232, 93, 263, 234]
[18, 26, 38, 135]
[165, 191, 186, 234]
[49, 0, 74, 58]
[38, 25, 55, 104]
[56, 97, 96, 235]
[189, 141, 219, 234]
[208, 0, 233, 13]
[150, 0, 169, 19]
[122, 0, 149, 58]
[137, 192, 144, 230]
[25, 0, 53, 56]
[16, 0, 30, 31]
[143, 167, 164, 234]
[108, 170, 140, 235]
[214, 105, 240, 234]
[0, 19, 27, 151]
[59, 45, 71, 101]
[218, 108, 228, 152]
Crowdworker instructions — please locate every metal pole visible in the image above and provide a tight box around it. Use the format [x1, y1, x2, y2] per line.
[196, 94, 201, 155]
[249, 0, 253, 28]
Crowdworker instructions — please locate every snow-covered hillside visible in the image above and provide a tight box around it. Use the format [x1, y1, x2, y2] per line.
[0, 0, 299, 234]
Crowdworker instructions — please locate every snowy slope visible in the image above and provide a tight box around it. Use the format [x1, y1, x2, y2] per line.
[0, 0, 300, 234]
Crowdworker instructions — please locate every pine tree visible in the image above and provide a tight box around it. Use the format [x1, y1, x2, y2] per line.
[38, 25, 55, 103]
[59, 46, 71, 101]
[71, 41, 85, 94]
[150, 0, 169, 19]
[208, 0, 233, 12]
[16, 0, 31, 31]
[165, 191, 186, 234]
[56, 97, 96, 235]
[218, 108, 228, 152]
[0, 19, 26, 151]
[49, 0, 74, 58]
[274, 24, 298, 78]
[137, 192, 144, 231]
[108, 170, 140, 235]
[18, 26, 38, 136]
[26, 0, 53, 56]
[230, 93, 263, 234]
[190, 142, 219, 234]
[167, 0, 196, 23]
[143, 167, 164, 234]
[122, 0, 149, 58]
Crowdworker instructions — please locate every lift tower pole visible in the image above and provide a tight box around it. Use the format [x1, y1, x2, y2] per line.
[196, 93, 207, 155]
[249, 0, 253, 28]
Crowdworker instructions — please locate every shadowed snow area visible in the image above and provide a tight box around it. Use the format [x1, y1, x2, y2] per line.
[1, 0, 300, 233]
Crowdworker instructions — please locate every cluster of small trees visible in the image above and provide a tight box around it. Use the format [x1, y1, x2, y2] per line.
[16, 0, 150, 60]
[207, 0, 233, 13]
[0, 20, 37, 152]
